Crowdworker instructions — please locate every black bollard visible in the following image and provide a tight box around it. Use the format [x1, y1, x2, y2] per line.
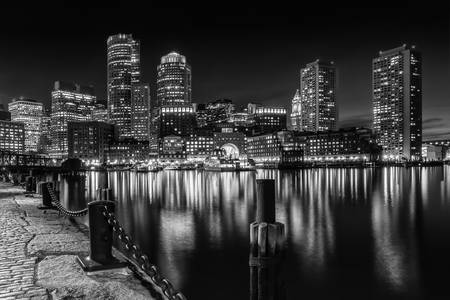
[61, 174, 85, 211]
[77, 200, 126, 272]
[25, 176, 33, 193]
[38, 182, 57, 210]
[249, 179, 286, 300]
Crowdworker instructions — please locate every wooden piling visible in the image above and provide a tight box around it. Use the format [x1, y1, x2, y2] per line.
[249, 179, 285, 300]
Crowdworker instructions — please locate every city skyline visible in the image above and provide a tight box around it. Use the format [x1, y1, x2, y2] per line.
[0, 3, 448, 139]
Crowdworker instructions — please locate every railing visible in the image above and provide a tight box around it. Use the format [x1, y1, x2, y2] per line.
[44, 182, 186, 300]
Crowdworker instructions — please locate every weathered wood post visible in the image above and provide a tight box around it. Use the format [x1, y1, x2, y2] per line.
[249, 179, 286, 300]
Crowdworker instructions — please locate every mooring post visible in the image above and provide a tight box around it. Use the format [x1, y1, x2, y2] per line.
[249, 179, 286, 300]
[77, 200, 126, 272]
[60, 172, 86, 211]
[38, 181, 57, 210]
[25, 176, 33, 193]
[96, 170, 113, 201]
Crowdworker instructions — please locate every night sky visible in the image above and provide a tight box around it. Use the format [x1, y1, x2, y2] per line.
[0, 1, 449, 138]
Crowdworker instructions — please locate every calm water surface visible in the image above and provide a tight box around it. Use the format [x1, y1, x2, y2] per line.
[78, 167, 450, 299]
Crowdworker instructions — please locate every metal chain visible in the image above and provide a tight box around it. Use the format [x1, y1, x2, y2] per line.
[46, 182, 88, 217]
[102, 205, 187, 300]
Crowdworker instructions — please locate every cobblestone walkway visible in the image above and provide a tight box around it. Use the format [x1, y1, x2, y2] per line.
[0, 183, 156, 300]
[0, 185, 48, 299]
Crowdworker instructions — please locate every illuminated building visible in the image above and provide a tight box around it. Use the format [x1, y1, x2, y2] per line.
[157, 51, 191, 106]
[68, 121, 116, 164]
[131, 84, 151, 141]
[300, 60, 337, 132]
[195, 103, 208, 128]
[153, 51, 193, 156]
[373, 45, 422, 161]
[107, 139, 149, 164]
[421, 144, 443, 161]
[213, 126, 247, 158]
[248, 103, 287, 135]
[8, 98, 43, 153]
[297, 127, 379, 161]
[38, 108, 51, 153]
[290, 89, 301, 131]
[92, 103, 108, 123]
[186, 132, 214, 160]
[154, 105, 196, 137]
[423, 139, 450, 147]
[200, 99, 235, 129]
[107, 34, 140, 139]
[246, 131, 303, 167]
[160, 135, 186, 160]
[50, 81, 96, 158]
[0, 120, 25, 153]
[246, 128, 380, 167]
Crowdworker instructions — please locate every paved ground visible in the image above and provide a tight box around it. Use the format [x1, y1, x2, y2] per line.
[0, 182, 157, 300]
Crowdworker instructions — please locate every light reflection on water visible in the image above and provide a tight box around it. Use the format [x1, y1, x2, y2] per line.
[80, 167, 450, 299]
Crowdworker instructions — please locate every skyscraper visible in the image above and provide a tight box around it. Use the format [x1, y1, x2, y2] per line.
[131, 84, 151, 141]
[50, 81, 96, 158]
[107, 34, 140, 139]
[300, 60, 337, 132]
[8, 98, 43, 153]
[153, 51, 194, 155]
[372, 45, 422, 161]
[0, 120, 25, 154]
[290, 89, 301, 131]
[156, 51, 191, 106]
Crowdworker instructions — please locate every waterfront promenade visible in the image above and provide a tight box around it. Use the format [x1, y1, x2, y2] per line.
[0, 182, 157, 300]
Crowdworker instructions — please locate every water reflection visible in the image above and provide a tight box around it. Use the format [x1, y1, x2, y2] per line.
[81, 167, 450, 299]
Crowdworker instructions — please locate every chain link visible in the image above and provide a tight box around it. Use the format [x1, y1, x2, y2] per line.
[46, 182, 88, 217]
[102, 205, 187, 300]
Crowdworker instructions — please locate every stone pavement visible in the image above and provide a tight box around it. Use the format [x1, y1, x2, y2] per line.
[0, 182, 157, 300]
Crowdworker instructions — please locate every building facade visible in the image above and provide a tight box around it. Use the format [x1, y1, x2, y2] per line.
[131, 84, 151, 141]
[8, 98, 43, 153]
[156, 51, 191, 106]
[50, 81, 96, 158]
[290, 89, 301, 131]
[372, 45, 422, 161]
[38, 108, 51, 153]
[68, 121, 115, 164]
[107, 34, 140, 139]
[422, 144, 443, 161]
[159, 135, 186, 160]
[248, 103, 287, 135]
[107, 139, 149, 164]
[92, 103, 108, 123]
[186, 133, 214, 160]
[0, 120, 25, 154]
[213, 127, 247, 158]
[297, 127, 380, 161]
[246, 131, 303, 166]
[246, 128, 380, 166]
[300, 60, 337, 132]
